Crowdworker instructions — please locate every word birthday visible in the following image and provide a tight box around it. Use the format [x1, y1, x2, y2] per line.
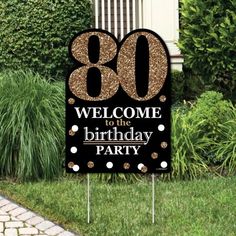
[84, 127, 153, 155]
[75, 107, 162, 119]
[84, 127, 153, 144]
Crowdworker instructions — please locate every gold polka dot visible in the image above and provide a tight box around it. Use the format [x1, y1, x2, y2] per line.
[68, 98, 75, 105]
[87, 161, 94, 168]
[141, 165, 148, 173]
[69, 130, 75, 136]
[151, 152, 158, 159]
[161, 142, 168, 149]
[123, 162, 130, 170]
[68, 162, 74, 168]
[159, 95, 166, 102]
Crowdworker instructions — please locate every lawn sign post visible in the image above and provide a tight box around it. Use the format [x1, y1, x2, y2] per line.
[65, 29, 171, 224]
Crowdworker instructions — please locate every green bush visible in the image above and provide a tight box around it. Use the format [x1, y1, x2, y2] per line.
[213, 116, 236, 175]
[171, 70, 185, 102]
[192, 92, 236, 173]
[167, 91, 236, 180]
[190, 91, 233, 138]
[169, 107, 209, 180]
[0, 70, 64, 180]
[0, 0, 92, 79]
[179, 0, 236, 86]
[171, 70, 210, 103]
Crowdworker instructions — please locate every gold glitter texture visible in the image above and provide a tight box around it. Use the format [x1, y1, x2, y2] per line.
[141, 165, 148, 173]
[68, 162, 74, 169]
[117, 31, 168, 101]
[69, 130, 75, 136]
[159, 95, 166, 102]
[123, 162, 130, 170]
[69, 31, 119, 101]
[161, 142, 168, 149]
[87, 161, 94, 168]
[151, 152, 158, 159]
[68, 98, 75, 105]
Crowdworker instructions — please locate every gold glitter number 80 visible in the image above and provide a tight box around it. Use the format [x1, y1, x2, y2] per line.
[69, 31, 119, 101]
[117, 31, 168, 101]
[69, 30, 168, 101]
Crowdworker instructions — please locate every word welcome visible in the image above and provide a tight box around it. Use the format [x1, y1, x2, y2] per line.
[75, 107, 162, 119]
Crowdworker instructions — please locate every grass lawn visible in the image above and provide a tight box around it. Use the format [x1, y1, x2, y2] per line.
[0, 176, 236, 236]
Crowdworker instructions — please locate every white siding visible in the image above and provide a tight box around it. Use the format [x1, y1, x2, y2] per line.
[142, 0, 183, 70]
[93, 0, 183, 70]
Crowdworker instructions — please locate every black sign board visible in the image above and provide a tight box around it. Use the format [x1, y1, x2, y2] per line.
[66, 29, 171, 173]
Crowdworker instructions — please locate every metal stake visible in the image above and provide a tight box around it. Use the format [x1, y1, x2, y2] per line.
[152, 173, 155, 224]
[87, 173, 90, 223]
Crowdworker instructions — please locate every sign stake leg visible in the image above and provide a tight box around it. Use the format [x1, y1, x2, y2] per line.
[87, 173, 90, 224]
[152, 173, 155, 224]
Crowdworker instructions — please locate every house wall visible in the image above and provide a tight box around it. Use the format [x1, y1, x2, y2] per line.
[94, 0, 141, 40]
[142, 0, 183, 70]
[93, 0, 183, 70]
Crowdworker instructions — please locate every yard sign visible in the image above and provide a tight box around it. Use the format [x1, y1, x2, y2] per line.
[66, 29, 171, 173]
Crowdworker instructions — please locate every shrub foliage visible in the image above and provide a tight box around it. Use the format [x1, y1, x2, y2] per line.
[0, 0, 92, 79]
[0, 71, 64, 180]
[179, 0, 236, 84]
[169, 91, 236, 180]
[170, 107, 209, 180]
[171, 70, 206, 102]
[171, 70, 185, 102]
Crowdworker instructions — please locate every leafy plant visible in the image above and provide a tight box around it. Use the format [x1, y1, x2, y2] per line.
[171, 70, 185, 102]
[171, 69, 211, 103]
[213, 104, 236, 174]
[0, 70, 64, 180]
[189, 91, 235, 164]
[169, 91, 236, 179]
[179, 0, 236, 92]
[0, 0, 92, 79]
[190, 91, 233, 138]
[169, 107, 209, 180]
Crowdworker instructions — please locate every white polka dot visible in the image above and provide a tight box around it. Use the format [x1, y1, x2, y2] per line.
[72, 125, 79, 132]
[73, 164, 80, 172]
[158, 124, 165, 131]
[160, 161, 168, 168]
[106, 162, 113, 169]
[138, 163, 144, 170]
[70, 146, 77, 154]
